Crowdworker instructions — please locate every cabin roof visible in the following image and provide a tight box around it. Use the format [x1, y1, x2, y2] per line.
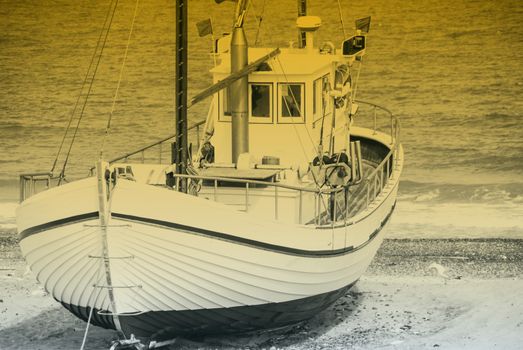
[211, 47, 339, 77]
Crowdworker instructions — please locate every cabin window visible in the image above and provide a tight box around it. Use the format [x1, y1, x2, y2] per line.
[249, 83, 273, 123]
[223, 87, 231, 116]
[278, 83, 305, 123]
[219, 87, 232, 122]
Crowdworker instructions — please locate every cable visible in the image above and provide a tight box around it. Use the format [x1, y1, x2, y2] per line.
[79, 247, 104, 350]
[59, 0, 120, 182]
[336, 0, 347, 37]
[100, 0, 141, 159]
[251, 0, 267, 46]
[50, 0, 117, 174]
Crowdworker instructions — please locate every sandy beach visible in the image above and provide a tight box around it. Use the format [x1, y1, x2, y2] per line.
[1, 230, 521, 350]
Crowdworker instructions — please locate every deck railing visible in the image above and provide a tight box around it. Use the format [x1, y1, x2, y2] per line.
[354, 100, 401, 209]
[19, 172, 55, 203]
[20, 102, 401, 220]
[166, 101, 401, 225]
[19, 121, 206, 202]
[170, 172, 348, 225]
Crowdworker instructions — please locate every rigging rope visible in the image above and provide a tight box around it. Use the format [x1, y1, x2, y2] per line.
[274, 55, 317, 154]
[273, 54, 331, 221]
[336, 0, 347, 37]
[100, 0, 141, 159]
[274, 56, 315, 160]
[50, 0, 118, 175]
[250, 0, 267, 46]
[58, 0, 120, 183]
[79, 265, 103, 350]
[79, 237, 106, 350]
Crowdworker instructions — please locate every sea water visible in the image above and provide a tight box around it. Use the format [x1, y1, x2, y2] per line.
[1, 0, 522, 237]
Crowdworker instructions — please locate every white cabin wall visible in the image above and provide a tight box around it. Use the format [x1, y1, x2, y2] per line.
[209, 49, 340, 168]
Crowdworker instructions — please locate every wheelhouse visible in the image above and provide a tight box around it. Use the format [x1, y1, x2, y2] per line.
[211, 45, 344, 167]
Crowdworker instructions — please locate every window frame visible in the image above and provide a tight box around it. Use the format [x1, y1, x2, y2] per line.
[277, 82, 305, 124]
[218, 87, 232, 122]
[248, 82, 274, 124]
[312, 74, 330, 124]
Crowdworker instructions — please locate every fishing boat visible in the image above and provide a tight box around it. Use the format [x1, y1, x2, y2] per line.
[17, 0, 403, 348]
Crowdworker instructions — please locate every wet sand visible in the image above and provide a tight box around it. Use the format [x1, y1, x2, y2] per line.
[1, 230, 522, 350]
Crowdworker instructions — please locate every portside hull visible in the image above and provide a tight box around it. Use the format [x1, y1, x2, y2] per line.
[16, 132, 403, 340]
[61, 281, 355, 338]
[17, 181, 395, 339]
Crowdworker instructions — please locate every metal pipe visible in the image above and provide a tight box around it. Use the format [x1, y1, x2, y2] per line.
[299, 190, 303, 224]
[19, 176, 24, 203]
[274, 186, 279, 220]
[230, 26, 249, 163]
[350, 141, 357, 182]
[355, 140, 363, 182]
[390, 114, 394, 144]
[245, 182, 249, 212]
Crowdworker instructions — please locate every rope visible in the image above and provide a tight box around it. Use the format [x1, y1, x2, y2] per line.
[274, 57, 313, 161]
[251, 0, 267, 46]
[79, 248, 105, 350]
[100, 0, 141, 159]
[274, 54, 330, 217]
[336, 0, 347, 37]
[59, 0, 120, 183]
[79, 306, 95, 350]
[352, 59, 363, 102]
[50, 0, 118, 174]
[274, 55, 317, 152]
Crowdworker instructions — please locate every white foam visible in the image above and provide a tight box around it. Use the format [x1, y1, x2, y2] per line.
[0, 201, 18, 230]
[386, 200, 523, 239]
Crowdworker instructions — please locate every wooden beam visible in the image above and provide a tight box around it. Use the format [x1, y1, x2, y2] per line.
[189, 48, 281, 107]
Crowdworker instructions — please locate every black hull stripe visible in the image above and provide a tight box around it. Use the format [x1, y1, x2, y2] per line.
[18, 204, 395, 257]
[111, 203, 395, 257]
[19, 212, 99, 241]
[59, 299, 116, 330]
[60, 281, 357, 339]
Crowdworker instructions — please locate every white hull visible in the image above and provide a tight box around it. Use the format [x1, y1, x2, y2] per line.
[17, 129, 403, 337]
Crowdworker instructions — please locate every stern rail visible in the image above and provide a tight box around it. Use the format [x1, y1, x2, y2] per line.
[19, 172, 55, 203]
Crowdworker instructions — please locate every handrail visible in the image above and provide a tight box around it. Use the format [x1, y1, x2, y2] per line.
[354, 99, 394, 117]
[170, 172, 340, 225]
[171, 173, 346, 195]
[19, 172, 55, 203]
[354, 100, 401, 209]
[21, 100, 401, 219]
[107, 120, 206, 164]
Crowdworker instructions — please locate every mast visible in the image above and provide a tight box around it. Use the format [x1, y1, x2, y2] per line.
[297, 0, 307, 48]
[230, 0, 249, 164]
[175, 0, 188, 190]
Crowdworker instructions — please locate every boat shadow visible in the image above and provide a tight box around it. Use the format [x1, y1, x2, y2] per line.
[177, 286, 365, 349]
[0, 306, 115, 350]
[0, 286, 365, 350]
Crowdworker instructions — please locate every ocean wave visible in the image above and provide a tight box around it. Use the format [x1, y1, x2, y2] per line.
[387, 201, 523, 239]
[399, 180, 523, 204]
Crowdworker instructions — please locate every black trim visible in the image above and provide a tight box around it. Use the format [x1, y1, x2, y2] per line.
[59, 300, 115, 330]
[19, 212, 99, 241]
[112, 203, 395, 257]
[17, 203, 396, 257]
[60, 281, 357, 339]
